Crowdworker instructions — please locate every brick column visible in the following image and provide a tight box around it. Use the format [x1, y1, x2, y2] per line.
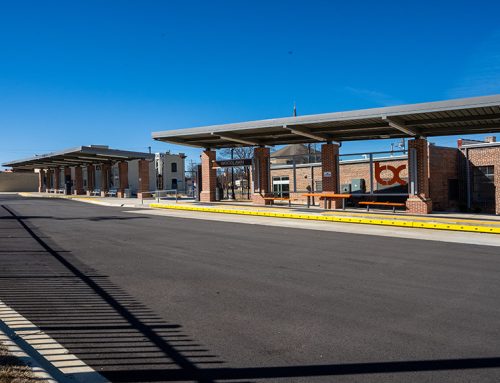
[38, 169, 46, 192]
[73, 166, 85, 195]
[46, 169, 52, 190]
[54, 167, 61, 190]
[137, 159, 151, 199]
[117, 161, 129, 198]
[100, 163, 111, 196]
[64, 167, 71, 194]
[86, 165, 95, 195]
[406, 138, 432, 214]
[321, 143, 342, 208]
[200, 149, 217, 202]
[252, 147, 272, 205]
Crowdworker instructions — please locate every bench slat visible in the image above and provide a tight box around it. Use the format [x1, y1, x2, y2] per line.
[359, 202, 405, 207]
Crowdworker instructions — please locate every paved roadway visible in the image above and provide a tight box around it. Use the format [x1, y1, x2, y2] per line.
[1, 194, 500, 382]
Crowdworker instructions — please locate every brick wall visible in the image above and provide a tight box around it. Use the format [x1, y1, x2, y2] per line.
[463, 145, 500, 214]
[428, 146, 459, 211]
[271, 157, 409, 202]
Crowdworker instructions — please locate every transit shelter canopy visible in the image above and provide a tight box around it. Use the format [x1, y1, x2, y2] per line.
[152, 95, 500, 148]
[3, 145, 154, 170]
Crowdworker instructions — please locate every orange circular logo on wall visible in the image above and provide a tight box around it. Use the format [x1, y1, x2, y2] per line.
[374, 162, 407, 186]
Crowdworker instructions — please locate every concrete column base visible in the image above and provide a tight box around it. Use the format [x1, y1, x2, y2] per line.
[200, 191, 216, 202]
[320, 199, 343, 209]
[117, 190, 125, 198]
[252, 193, 273, 205]
[101, 191, 108, 197]
[73, 190, 85, 195]
[137, 192, 152, 199]
[406, 197, 432, 214]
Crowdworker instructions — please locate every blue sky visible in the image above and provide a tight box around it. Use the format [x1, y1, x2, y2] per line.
[1, 0, 500, 169]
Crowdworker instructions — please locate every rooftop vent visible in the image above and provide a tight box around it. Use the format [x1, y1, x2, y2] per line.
[89, 145, 109, 149]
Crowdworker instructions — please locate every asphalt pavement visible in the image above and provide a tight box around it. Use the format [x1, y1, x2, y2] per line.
[1, 193, 499, 382]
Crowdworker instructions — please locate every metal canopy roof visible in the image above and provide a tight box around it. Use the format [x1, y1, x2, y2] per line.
[3, 145, 154, 170]
[152, 95, 500, 149]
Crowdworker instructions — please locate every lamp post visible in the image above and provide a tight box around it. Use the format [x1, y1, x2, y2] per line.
[231, 148, 236, 200]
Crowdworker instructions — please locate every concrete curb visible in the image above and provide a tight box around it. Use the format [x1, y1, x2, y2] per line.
[0, 300, 109, 383]
[150, 203, 500, 234]
[0, 327, 57, 383]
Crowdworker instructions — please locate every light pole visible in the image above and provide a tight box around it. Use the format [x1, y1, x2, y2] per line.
[231, 148, 236, 200]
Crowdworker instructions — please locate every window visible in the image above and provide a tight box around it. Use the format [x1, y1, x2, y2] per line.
[272, 176, 290, 197]
[315, 181, 323, 192]
[171, 162, 177, 173]
[472, 166, 495, 209]
[171, 178, 178, 190]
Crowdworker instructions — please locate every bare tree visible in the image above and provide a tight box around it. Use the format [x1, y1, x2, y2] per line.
[218, 146, 253, 199]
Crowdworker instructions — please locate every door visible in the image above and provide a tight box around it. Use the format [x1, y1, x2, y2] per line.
[272, 176, 290, 197]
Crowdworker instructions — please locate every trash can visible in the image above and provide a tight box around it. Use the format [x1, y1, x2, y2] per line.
[215, 186, 222, 201]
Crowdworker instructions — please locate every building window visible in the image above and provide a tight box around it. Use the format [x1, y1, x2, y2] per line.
[315, 180, 323, 192]
[171, 178, 178, 190]
[472, 166, 495, 210]
[272, 176, 290, 197]
[171, 162, 177, 173]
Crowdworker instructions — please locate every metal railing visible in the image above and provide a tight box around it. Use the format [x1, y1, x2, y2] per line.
[140, 189, 179, 205]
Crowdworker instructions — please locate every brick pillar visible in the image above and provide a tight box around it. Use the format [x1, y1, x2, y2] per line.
[64, 167, 71, 194]
[86, 165, 95, 195]
[406, 138, 432, 214]
[46, 169, 52, 190]
[252, 147, 272, 205]
[117, 161, 129, 198]
[321, 143, 342, 208]
[54, 167, 61, 190]
[200, 149, 217, 202]
[100, 163, 110, 196]
[137, 159, 151, 199]
[73, 166, 84, 195]
[38, 169, 46, 192]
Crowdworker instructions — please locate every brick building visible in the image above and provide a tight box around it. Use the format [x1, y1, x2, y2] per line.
[270, 137, 498, 214]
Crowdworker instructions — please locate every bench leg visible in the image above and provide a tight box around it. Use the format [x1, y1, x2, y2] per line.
[366, 206, 370, 212]
[342, 199, 346, 210]
[393, 206, 396, 213]
[307, 197, 310, 208]
[288, 200, 291, 207]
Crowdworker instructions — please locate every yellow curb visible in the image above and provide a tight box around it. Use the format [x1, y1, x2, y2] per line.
[150, 203, 500, 235]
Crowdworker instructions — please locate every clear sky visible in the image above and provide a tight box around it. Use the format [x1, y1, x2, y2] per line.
[1, 0, 500, 169]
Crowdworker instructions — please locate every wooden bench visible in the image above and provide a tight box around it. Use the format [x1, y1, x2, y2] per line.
[263, 197, 295, 207]
[302, 193, 352, 210]
[358, 201, 406, 213]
